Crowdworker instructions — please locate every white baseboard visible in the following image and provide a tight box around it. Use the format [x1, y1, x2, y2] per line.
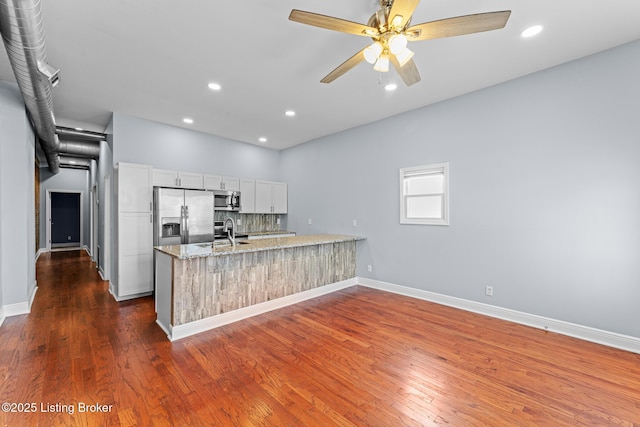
[356, 277, 640, 354]
[28, 283, 38, 309]
[35, 248, 47, 261]
[0, 283, 38, 324]
[2, 301, 30, 317]
[169, 278, 358, 341]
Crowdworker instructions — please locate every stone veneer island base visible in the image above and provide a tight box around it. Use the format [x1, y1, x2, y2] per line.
[154, 234, 364, 340]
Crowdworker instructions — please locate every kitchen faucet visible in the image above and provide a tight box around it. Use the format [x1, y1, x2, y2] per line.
[223, 217, 236, 247]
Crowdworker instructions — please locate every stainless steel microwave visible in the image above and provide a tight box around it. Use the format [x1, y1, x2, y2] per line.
[213, 190, 241, 211]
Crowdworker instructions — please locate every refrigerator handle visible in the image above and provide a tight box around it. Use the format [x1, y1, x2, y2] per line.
[180, 206, 185, 244]
[184, 205, 189, 244]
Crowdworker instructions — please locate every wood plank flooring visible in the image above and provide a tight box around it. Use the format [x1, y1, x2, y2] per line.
[1, 250, 639, 426]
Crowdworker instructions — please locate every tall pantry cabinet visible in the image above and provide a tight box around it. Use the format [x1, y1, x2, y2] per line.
[114, 162, 154, 300]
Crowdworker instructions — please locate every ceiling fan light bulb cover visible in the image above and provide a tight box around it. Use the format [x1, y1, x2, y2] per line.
[364, 42, 384, 64]
[373, 54, 390, 72]
[395, 48, 414, 67]
[388, 34, 408, 55]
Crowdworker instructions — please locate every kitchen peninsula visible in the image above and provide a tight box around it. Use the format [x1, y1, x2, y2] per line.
[154, 234, 365, 340]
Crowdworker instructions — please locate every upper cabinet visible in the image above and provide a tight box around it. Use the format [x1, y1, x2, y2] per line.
[255, 180, 287, 214]
[118, 163, 153, 213]
[153, 169, 203, 189]
[203, 174, 240, 191]
[239, 179, 256, 213]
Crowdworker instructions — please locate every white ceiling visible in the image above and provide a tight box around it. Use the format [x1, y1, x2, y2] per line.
[1, 0, 640, 150]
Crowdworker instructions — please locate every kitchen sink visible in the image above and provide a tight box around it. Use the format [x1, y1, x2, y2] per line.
[209, 240, 250, 247]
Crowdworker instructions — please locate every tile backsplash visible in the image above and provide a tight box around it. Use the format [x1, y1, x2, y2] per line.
[213, 212, 284, 233]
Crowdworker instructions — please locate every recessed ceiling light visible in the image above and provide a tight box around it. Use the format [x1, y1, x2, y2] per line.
[74, 127, 83, 131]
[384, 83, 398, 91]
[259, 137, 268, 143]
[285, 110, 296, 117]
[521, 25, 543, 38]
[208, 82, 221, 91]
[183, 118, 194, 124]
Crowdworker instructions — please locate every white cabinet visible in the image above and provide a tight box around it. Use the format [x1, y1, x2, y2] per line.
[255, 180, 287, 214]
[118, 212, 154, 296]
[204, 174, 240, 191]
[153, 169, 203, 189]
[272, 182, 288, 213]
[178, 171, 204, 189]
[152, 169, 178, 187]
[120, 163, 153, 213]
[239, 179, 255, 213]
[116, 163, 153, 300]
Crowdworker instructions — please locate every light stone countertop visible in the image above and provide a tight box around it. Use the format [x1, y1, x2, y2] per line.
[246, 230, 295, 236]
[155, 234, 365, 260]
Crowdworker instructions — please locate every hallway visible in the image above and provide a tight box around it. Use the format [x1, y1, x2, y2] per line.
[0, 250, 165, 425]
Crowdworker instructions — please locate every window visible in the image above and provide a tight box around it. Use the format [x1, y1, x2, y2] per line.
[400, 162, 449, 225]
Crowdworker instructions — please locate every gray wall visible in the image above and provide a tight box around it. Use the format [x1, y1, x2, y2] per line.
[280, 40, 640, 338]
[97, 123, 114, 278]
[39, 167, 91, 250]
[111, 113, 281, 181]
[0, 81, 36, 307]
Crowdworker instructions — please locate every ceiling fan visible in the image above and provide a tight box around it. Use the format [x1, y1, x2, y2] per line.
[289, 0, 511, 86]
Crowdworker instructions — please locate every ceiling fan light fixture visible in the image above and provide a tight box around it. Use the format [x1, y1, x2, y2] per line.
[364, 41, 384, 64]
[391, 15, 404, 29]
[388, 34, 408, 55]
[395, 48, 414, 67]
[373, 53, 390, 72]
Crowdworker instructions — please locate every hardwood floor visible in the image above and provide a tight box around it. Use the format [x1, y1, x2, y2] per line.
[1, 250, 639, 426]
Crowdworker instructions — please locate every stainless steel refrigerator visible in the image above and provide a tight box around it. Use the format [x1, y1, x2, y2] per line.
[153, 187, 215, 245]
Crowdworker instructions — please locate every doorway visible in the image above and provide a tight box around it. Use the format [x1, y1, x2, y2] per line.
[46, 190, 83, 251]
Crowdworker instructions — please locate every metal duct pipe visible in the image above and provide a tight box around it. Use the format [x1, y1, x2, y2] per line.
[58, 140, 100, 158]
[0, 0, 60, 173]
[56, 126, 106, 142]
[59, 155, 91, 169]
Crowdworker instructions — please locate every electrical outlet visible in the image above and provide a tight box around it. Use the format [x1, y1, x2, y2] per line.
[68, 236, 71, 241]
[237, 218, 242, 226]
[308, 218, 312, 225]
[276, 217, 280, 225]
[485, 286, 494, 297]
[352, 219, 357, 227]
[367, 265, 372, 272]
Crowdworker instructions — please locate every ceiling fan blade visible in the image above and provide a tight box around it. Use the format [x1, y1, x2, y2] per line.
[388, 0, 421, 29]
[405, 11, 511, 41]
[321, 48, 366, 84]
[289, 10, 379, 37]
[390, 55, 421, 86]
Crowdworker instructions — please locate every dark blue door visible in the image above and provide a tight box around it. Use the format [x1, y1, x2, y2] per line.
[51, 192, 80, 248]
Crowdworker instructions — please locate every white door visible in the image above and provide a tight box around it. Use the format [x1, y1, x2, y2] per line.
[103, 175, 111, 281]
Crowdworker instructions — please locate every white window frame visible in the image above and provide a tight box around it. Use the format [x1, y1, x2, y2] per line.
[400, 162, 449, 226]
